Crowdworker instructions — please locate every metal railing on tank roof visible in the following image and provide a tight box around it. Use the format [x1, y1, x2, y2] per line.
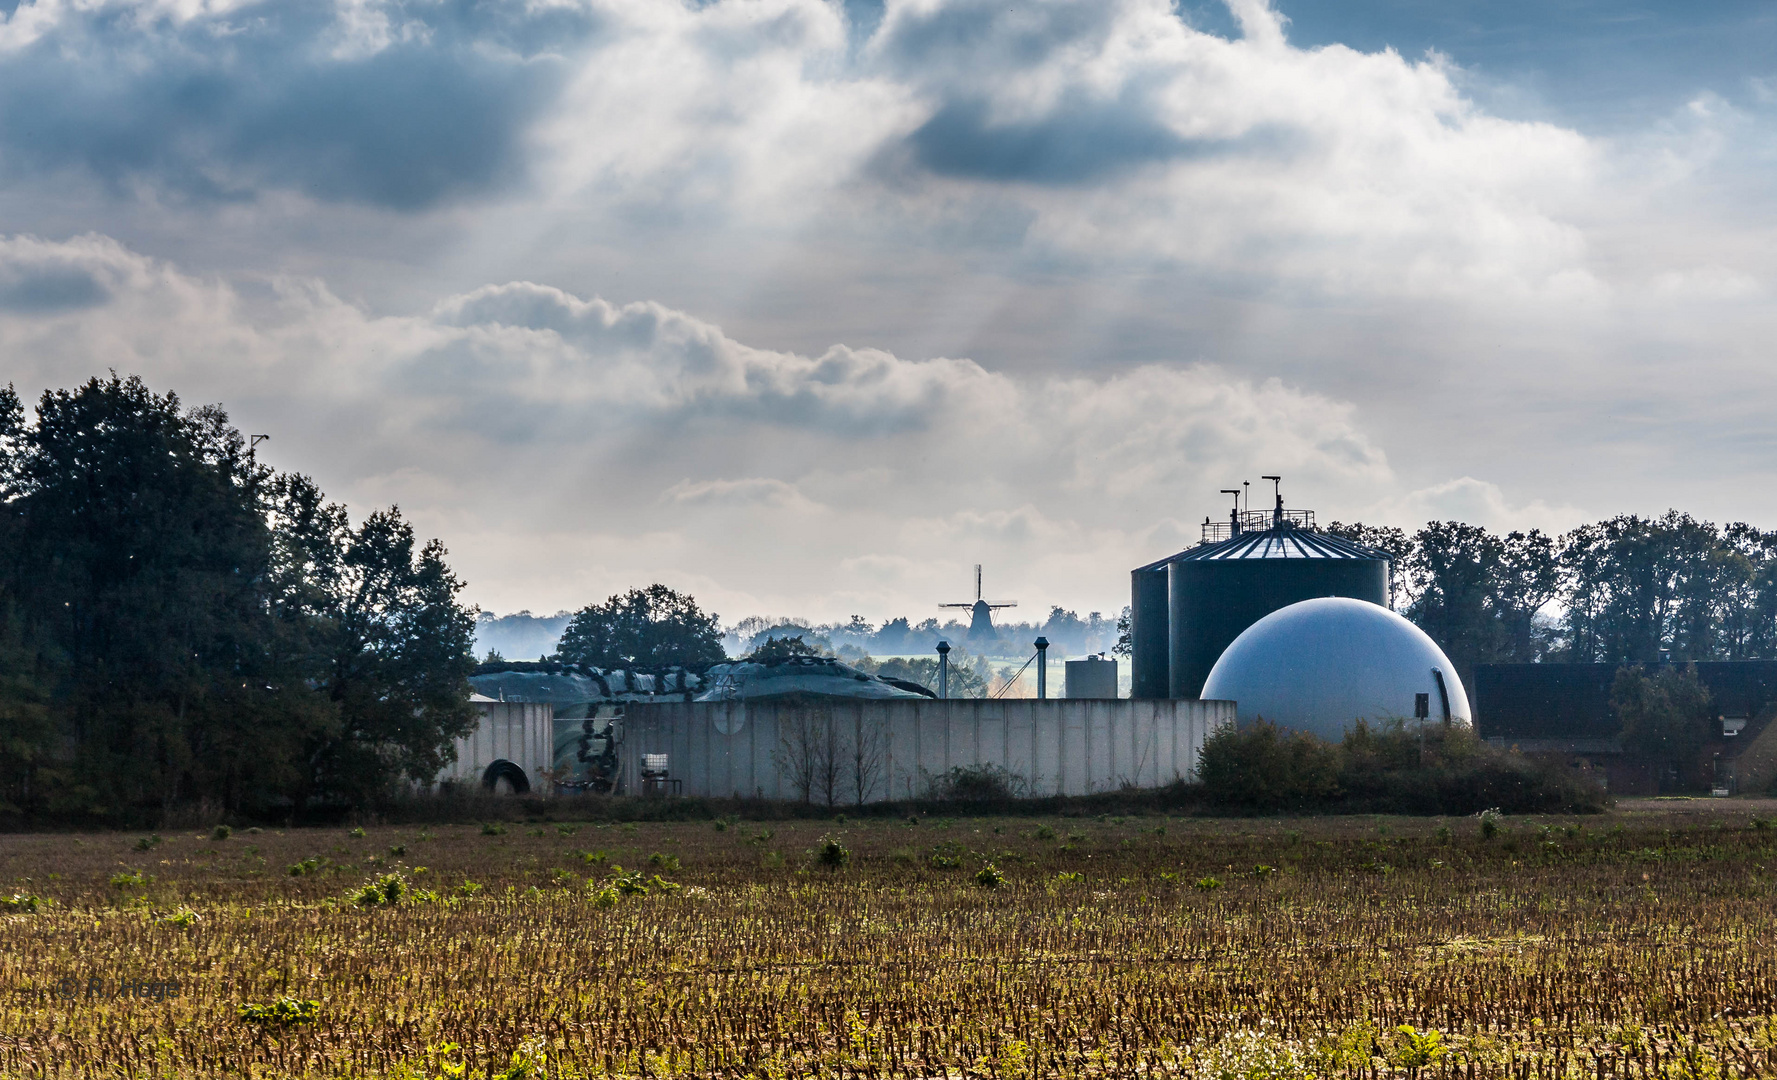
[1199, 509, 1316, 544]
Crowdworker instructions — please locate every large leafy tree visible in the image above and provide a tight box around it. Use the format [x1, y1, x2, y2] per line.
[1611, 664, 1712, 766]
[1324, 521, 1414, 607]
[1559, 512, 1728, 663]
[557, 584, 726, 672]
[0, 594, 55, 816]
[0, 376, 476, 820]
[266, 475, 478, 810]
[1405, 522, 1561, 686]
[0, 376, 284, 816]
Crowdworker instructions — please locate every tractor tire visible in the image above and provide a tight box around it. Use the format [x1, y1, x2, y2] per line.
[481, 759, 530, 795]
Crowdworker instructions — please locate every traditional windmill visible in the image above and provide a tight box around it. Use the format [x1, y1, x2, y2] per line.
[940, 565, 1017, 641]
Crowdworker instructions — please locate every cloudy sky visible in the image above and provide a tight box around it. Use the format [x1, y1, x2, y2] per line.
[2, 0, 1774, 626]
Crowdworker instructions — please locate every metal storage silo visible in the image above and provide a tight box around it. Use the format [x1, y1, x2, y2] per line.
[1128, 563, 1172, 699]
[1129, 481, 1391, 699]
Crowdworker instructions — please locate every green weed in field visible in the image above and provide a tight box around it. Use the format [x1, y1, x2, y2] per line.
[109, 869, 149, 891]
[815, 836, 849, 869]
[239, 997, 319, 1027]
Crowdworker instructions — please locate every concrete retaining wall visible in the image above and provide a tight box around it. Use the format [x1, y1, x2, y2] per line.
[617, 698, 1233, 802]
[439, 701, 555, 791]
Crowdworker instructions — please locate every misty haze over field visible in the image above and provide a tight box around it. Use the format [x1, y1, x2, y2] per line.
[4, 0, 1775, 623]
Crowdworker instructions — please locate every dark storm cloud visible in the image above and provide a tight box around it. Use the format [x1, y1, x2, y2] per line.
[0, 264, 107, 312]
[908, 94, 1196, 185]
[871, 0, 1112, 73]
[870, 0, 1258, 186]
[0, 0, 600, 209]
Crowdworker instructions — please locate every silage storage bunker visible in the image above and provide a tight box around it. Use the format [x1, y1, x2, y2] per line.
[437, 697, 555, 794]
[1130, 482, 1392, 699]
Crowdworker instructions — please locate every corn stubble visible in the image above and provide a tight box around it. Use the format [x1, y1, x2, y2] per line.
[0, 810, 1775, 1078]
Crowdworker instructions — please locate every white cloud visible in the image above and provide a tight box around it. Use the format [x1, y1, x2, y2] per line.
[0, 233, 1399, 618]
[0, 0, 1775, 622]
[662, 477, 819, 511]
[1369, 477, 1585, 537]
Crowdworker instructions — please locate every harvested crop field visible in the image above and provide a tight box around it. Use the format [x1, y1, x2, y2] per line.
[3, 799, 1777, 1078]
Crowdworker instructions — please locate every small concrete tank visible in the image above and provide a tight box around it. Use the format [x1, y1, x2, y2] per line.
[1064, 655, 1119, 699]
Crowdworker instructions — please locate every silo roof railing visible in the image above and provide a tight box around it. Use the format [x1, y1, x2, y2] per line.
[1136, 526, 1391, 570]
[1201, 509, 1316, 543]
[1181, 527, 1388, 561]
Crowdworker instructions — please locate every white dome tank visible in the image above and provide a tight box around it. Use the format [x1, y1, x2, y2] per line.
[1200, 596, 1470, 741]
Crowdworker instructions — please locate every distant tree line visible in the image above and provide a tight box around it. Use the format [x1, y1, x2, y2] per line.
[1326, 513, 1777, 690]
[725, 608, 1118, 661]
[0, 376, 477, 824]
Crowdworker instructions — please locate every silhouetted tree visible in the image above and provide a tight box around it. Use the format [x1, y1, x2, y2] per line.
[557, 584, 726, 672]
[747, 634, 824, 660]
[0, 376, 476, 820]
[267, 474, 477, 811]
[1404, 522, 1561, 688]
[1611, 664, 1712, 765]
[1325, 521, 1414, 607]
[1559, 513, 1721, 662]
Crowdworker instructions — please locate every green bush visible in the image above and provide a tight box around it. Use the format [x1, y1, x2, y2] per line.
[239, 998, 319, 1026]
[1612, 664, 1711, 763]
[929, 840, 965, 870]
[1390, 1025, 1447, 1069]
[109, 870, 149, 892]
[1198, 721, 1338, 808]
[925, 764, 1025, 802]
[1199, 719, 1608, 815]
[352, 873, 407, 907]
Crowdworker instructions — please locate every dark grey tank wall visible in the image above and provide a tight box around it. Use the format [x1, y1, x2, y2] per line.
[1129, 567, 1171, 699]
[1166, 558, 1389, 699]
